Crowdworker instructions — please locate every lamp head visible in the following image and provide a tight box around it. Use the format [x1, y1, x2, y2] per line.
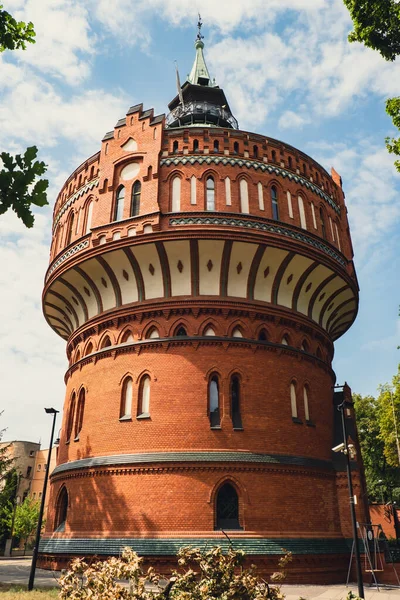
[45, 408, 59, 414]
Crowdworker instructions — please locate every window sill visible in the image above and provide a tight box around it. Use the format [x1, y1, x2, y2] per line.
[306, 419, 316, 427]
[65, 440, 70, 445]
[292, 417, 303, 424]
[233, 427, 244, 431]
[210, 426, 221, 430]
[73, 435, 79, 442]
[137, 413, 150, 420]
[119, 415, 132, 422]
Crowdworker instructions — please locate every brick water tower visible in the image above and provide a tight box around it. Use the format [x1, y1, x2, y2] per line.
[40, 25, 367, 581]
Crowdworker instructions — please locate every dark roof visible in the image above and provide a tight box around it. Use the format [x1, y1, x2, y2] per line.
[127, 103, 143, 115]
[102, 131, 114, 141]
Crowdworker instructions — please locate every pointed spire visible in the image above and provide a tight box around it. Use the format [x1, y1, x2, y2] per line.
[187, 15, 214, 87]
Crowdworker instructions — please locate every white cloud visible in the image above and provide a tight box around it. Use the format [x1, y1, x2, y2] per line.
[278, 110, 309, 129]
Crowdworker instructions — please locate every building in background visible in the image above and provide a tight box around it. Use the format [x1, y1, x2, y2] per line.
[39, 27, 368, 582]
[0, 441, 40, 502]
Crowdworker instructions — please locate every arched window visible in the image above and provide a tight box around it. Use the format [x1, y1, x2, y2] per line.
[121, 330, 134, 343]
[75, 349, 81, 362]
[315, 172, 319, 184]
[206, 176, 215, 211]
[131, 181, 141, 217]
[281, 335, 289, 345]
[230, 376, 243, 429]
[232, 327, 243, 338]
[137, 375, 150, 416]
[100, 335, 112, 349]
[301, 340, 309, 352]
[175, 325, 187, 336]
[90, 166, 95, 179]
[120, 377, 133, 418]
[288, 156, 293, 169]
[209, 375, 220, 428]
[253, 145, 258, 158]
[303, 162, 307, 175]
[146, 327, 160, 339]
[65, 212, 75, 246]
[233, 141, 239, 154]
[171, 176, 181, 212]
[66, 393, 75, 442]
[271, 186, 279, 220]
[316, 347, 322, 359]
[193, 139, 199, 152]
[304, 385, 310, 422]
[204, 327, 216, 336]
[216, 483, 241, 530]
[84, 342, 93, 356]
[319, 207, 326, 239]
[114, 186, 125, 221]
[173, 140, 179, 154]
[298, 195, 307, 229]
[239, 179, 249, 213]
[290, 382, 298, 418]
[74, 389, 85, 439]
[213, 140, 219, 153]
[271, 150, 276, 163]
[85, 201, 93, 234]
[225, 177, 232, 206]
[258, 329, 268, 341]
[54, 487, 68, 532]
[257, 182, 264, 210]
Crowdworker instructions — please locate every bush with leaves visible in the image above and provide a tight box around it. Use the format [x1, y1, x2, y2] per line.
[59, 545, 290, 600]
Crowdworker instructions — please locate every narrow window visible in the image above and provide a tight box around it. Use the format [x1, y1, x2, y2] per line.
[281, 335, 289, 345]
[310, 202, 317, 229]
[271, 150, 276, 163]
[287, 190, 293, 218]
[239, 179, 249, 213]
[121, 330, 134, 343]
[231, 376, 243, 429]
[153, 127, 157, 140]
[171, 176, 181, 212]
[253, 145, 258, 158]
[90, 166, 95, 179]
[303, 162, 307, 175]
[138, 375, 150, 416]
[319, 207, 326, 239]
[131, 181, 141, 216]
[304, 385, 310, 421]
[84, 342, 93, 356]
[329, 215, 335, 241]
[225, 177, 232, 206]
[65, 212, 75, 246]
[232, 327, 243, 338]
[100, 335, 112, 349]
[298, 195, 307, 229]
[316, 347, 322, 359]
[190, 176, 197, 205]
[288, 156, 293, 169]
[173, 140, 179, 154]
[193, 139, 199, 152]
[271, 186, 279, 220]
[204, 327, 216, 336]
[175, 325, 187, 336]
[301, 340, 309, 352]
[74, 389, 85, 439]
[335, 222, 341, 251]
[233, 141, 239, 154]
[209, 375, 220, 427]
[66, 393, 75, 442]
[216, 483, 241, 530]
[213, 140, 219, 153]
[257, 182, 264, 210]
[75, 349, 81, 362]
[290, 382, 298, 418]
[105, 143, 108, 155]
[54, 487, 68, 532]
[121, 377, 133, 418]
[206, 176, 215, 211]
[85, 201, 93, 234]
[315, 172, 319, 184]
[114, 186, 125, 221]
[147, 327, 160, 339]
[258, 329, 268, 341]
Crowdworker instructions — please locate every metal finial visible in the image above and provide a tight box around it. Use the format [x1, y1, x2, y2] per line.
[197, 13, 204, 41]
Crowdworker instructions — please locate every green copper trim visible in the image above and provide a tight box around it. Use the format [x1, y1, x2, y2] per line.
[39, 537, 353, 556]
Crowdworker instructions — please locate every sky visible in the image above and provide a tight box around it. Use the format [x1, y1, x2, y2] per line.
[1, 0, 399, 445]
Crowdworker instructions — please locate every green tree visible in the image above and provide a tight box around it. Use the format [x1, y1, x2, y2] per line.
[343, 0, 400, 172]
[0, 469, 18, 548]
[0, 4, 48, 227]
[13, 497, 40, 545]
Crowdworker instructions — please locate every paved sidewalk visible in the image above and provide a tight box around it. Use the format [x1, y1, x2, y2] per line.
[0, 558, 399, 597]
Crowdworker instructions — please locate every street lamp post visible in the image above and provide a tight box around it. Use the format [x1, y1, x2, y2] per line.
[337, 400, 364, 599]
[28, 408, 59, 592]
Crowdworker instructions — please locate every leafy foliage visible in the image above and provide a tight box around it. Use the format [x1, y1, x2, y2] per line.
[59, 545, 290, 600]
[0, 469, 18, 548]
[13, 497, 40, 543]
[343, 0, 400, 172]
[0, 147, 49, 228]
[344, 0, 400, 62]
[0, 3, 35, 52]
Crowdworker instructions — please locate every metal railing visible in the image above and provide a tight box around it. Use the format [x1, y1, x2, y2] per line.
[166, 101, 238, 129]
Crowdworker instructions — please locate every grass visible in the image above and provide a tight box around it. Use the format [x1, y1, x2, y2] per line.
[0, 584, 58, 599]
